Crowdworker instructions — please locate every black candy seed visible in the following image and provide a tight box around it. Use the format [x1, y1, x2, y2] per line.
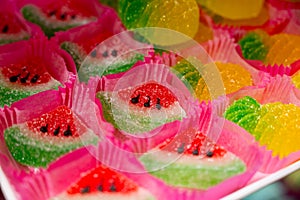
[40, 124, 48, 133]
[80, 186, 90, 194]
[130, 94, 140, 104]
[177, 143, 185, 154]
[48, 10, 56, 16]
[53, 127, 60, 136]
[30, 74, 39, 83]
[20, 73, 30, 83]
[60, 13, 66, 20]
[71, 14, 76, 19]
[9, 74, 20, 82]
[206, 151, 214, 157]
[156, 98, 161, 110]
[90, 50, 97, 57]
[111, 49, 118, 57]
[192, 149, 199, 156]
[97, 185, 103, 192]
[2, 25, 9, 33]
[156, 104, 161, 110]
[63, 125, 72, 136]
[110, 184, 117, 192]
[102, 51, 109, 57]
[144, 96, 151, 107]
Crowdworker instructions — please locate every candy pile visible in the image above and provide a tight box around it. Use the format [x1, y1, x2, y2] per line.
[0, 0, 300, 199]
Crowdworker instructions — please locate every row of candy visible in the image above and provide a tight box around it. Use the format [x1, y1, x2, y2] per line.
[0, 0, 300, 199]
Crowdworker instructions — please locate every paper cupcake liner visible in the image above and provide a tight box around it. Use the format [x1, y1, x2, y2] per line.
[17, 110, 261, 200]
[255, 61, 300, 77]
[0, 0, 43, 44]
[226, 75, 300, 173]
[0, 37, 76, 82]
[5, 141, 173, 200]
[229, 75, 300, 106]
[281, 7, 300, 34]
[151, 103, 262, 199]
[0, 76, 115, 197]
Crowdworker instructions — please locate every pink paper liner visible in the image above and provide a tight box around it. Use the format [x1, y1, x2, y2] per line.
[2, 142, 173, 200]
[0, 111, 261, 200]
[281, 6, 300, 34]
[255, 62, 300, 77]
[229, 75, 300, 106]
[227, 75, 300, 173]
[0, 0, 44, 40]
[0, 76, 115, 198]
[201, 0, 291, 41]
[150, 102, 262, 199]
[91, 91, 258, 199]
[53, 8, 125, 55]
[0, 37, 76, 82]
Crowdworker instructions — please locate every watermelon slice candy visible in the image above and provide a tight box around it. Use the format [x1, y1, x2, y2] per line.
[0, 38, 76, 107]
[21, 0, 107, 37]
[140, 127, 246, 190]
[0, 0, 42, 45]
[98, 81, 185, 134]
[56, 12, 150, 75]
[53, 163, 154, 200]
[4, 105, 98, 168]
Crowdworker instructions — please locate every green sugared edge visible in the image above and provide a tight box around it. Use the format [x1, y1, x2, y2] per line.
[224, 96, 262, 138]
[238, 32, 268, 61]
[97, 92, 184, 134]
[22, 5, 79, 37]
[140, 152, 246, 190]
[0, 84, 59, 108]
[4, 125, 98, 168]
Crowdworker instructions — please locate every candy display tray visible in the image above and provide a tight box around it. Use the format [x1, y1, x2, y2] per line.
[1, 160, 300, 200]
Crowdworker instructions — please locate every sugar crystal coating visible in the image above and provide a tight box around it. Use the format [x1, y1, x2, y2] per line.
[4, 106, 98, 167]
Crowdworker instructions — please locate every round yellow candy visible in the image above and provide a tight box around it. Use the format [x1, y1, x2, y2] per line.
[195, 62, 253, 101]
[198, 0, 264, 20]
[255, 103, 300, 158]
[265, 33, 300, 66]
[119, 0, 199, 45]
[292, 71, 300, 89]
[218, 5, 269, 27]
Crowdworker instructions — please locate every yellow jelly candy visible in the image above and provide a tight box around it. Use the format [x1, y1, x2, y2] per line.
[195, 62, 252, 101]
[193, 21, 213, 44]
[218, 5, 269, 27]
[255, 103, 300, 158]
[198, 0, 264, 20]
[265, 33, 300, 66]
[292, 71, 300, 89]
[118, 0, 199, 45]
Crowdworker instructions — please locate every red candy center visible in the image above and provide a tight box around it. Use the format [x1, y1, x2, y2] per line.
[43, 1, 94, 21]
[129, 82, 177, 109]
[158, 128, 227, 158]
[67, 164, 138, 194]
[1, 59, 52, 85]
[0, 14, 24, 34]
[26, 106, 85, 137]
